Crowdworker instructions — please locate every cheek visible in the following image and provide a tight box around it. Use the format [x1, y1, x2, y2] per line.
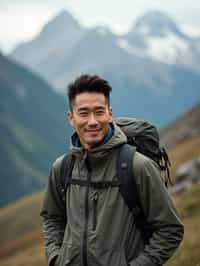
[74, 120, 86, 132]
[101, 122, 110, 132]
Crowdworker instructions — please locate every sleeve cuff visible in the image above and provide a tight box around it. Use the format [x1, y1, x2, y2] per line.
[48, 249, 60, 266]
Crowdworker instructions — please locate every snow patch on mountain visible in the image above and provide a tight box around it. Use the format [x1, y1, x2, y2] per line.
[133, 10, 180, 37]
[117, 39, 142, 57]
[181, 25, 200, 38]
[146, 33, 189, 64]
[117, 32, 189, 65]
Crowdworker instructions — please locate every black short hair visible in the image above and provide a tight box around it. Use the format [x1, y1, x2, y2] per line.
[67, 74, 112, 111]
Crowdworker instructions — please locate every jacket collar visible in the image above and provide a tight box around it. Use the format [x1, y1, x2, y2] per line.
[69, 122, 127, 160]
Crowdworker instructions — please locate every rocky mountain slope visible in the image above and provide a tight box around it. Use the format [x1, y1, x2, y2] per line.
[0, 53, 71, 206]
[160, 103, 200, 149]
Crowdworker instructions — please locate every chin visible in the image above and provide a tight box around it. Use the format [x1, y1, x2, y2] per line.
[87, 139, 101, 145]
[87, 137, 103, 145]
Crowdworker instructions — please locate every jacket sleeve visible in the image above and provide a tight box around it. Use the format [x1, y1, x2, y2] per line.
[40, 156, 66, 266]
[129, 152, 184, 266]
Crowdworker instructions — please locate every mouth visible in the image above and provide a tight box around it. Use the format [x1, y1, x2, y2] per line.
[85, 128, 101, 133]
[85, 128, 101, 134]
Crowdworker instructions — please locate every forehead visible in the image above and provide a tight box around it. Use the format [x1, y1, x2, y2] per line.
[73, 92, 108, 109]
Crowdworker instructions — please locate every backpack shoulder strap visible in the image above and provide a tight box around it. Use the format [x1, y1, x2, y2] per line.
[117, 144, 140, 216]
[60, 153, 76, 199]
[117, 144, 157, 243]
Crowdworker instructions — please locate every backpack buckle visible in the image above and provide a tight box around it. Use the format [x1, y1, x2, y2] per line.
[121, 162, 127, 169]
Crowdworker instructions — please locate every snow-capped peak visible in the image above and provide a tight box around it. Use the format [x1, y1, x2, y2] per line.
[132, 10, 181, 37]
[118, 10, 193, 66]
[145, 32, 189, 64]
[117, 32, 189, 65]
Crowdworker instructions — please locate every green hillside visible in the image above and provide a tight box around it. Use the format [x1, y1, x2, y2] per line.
[0, 191, 43, 246]
[0, 53, 71, 206]
[166, 185, 200, 266]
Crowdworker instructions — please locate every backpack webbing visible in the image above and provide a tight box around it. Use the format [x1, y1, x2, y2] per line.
[60, 144, 140, 213]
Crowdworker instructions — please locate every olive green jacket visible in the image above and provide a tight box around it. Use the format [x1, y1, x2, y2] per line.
[40, 123, 184, 266]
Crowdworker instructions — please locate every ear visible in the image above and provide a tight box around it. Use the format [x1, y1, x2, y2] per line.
[67, 111, 74, 127]
[108, 107, 113, 122]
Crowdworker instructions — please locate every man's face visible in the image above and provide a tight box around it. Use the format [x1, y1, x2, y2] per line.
[68, 92, 112, 150]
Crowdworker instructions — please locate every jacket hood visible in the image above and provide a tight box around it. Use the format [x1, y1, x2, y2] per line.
[69, 122, 127, 160]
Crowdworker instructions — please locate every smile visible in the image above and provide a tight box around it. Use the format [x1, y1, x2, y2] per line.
[86, 129, 101, 132]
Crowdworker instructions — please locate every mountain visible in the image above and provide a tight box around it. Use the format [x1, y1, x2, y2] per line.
[121, 10, 200, 70]
[160, 103, 200, 149]
[11, 10, 85, 87]
[126, 10, 184, 39]
[0, 53, 71, 206]
[10, 10, 200, 127]
[160, 103, 200, 178]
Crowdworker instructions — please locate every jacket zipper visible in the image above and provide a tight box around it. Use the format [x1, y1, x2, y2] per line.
[82, 153, 91, 266]
[93, 191, 99, 231]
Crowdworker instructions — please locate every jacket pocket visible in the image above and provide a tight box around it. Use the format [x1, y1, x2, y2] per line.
[56, 243, 80, 266]
[90, 247, 129, 266]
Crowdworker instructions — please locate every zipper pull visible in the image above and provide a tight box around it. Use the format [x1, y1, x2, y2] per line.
[94, 191, 98, 201]
[93, 191, 99, 231]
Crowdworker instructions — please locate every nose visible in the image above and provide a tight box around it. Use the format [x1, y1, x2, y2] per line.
[88, 113, 98, 126]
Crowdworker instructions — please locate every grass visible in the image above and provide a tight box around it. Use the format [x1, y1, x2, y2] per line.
[166, 185, 200, 266]
[0, 238, 46, 266]
[168, 135, 200, 180]
[0, 191, 44, 245]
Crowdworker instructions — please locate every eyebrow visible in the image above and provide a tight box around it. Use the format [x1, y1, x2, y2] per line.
[95, 106, 106, 110]
[77, 107, 89, 112]
[77, 106, 106, 112]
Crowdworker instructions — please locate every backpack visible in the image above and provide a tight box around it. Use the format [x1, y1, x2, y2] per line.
[59, 117, 171, 243]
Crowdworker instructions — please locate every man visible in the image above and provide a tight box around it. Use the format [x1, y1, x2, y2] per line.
[40, 74, 184, 266]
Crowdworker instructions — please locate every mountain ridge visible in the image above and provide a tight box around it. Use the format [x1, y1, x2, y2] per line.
[129, 10, 184, 38]
[0, 53, 71, 206]
[10, 9, 200, 91]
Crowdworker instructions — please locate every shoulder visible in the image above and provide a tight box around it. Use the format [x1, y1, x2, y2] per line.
[51, 153, 68, 176]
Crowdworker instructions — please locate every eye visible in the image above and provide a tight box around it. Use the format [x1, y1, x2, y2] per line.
[96, 111, 104, 116]
[79, 112, 88, 117]
[96, 109, 106, 115]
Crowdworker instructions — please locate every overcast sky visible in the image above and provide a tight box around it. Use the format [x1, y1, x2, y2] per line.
[0, 0, 200, 53]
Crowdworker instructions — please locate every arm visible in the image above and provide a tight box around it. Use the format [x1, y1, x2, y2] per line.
[40, 157, 66, 266]
[130, 152, 184, 266]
